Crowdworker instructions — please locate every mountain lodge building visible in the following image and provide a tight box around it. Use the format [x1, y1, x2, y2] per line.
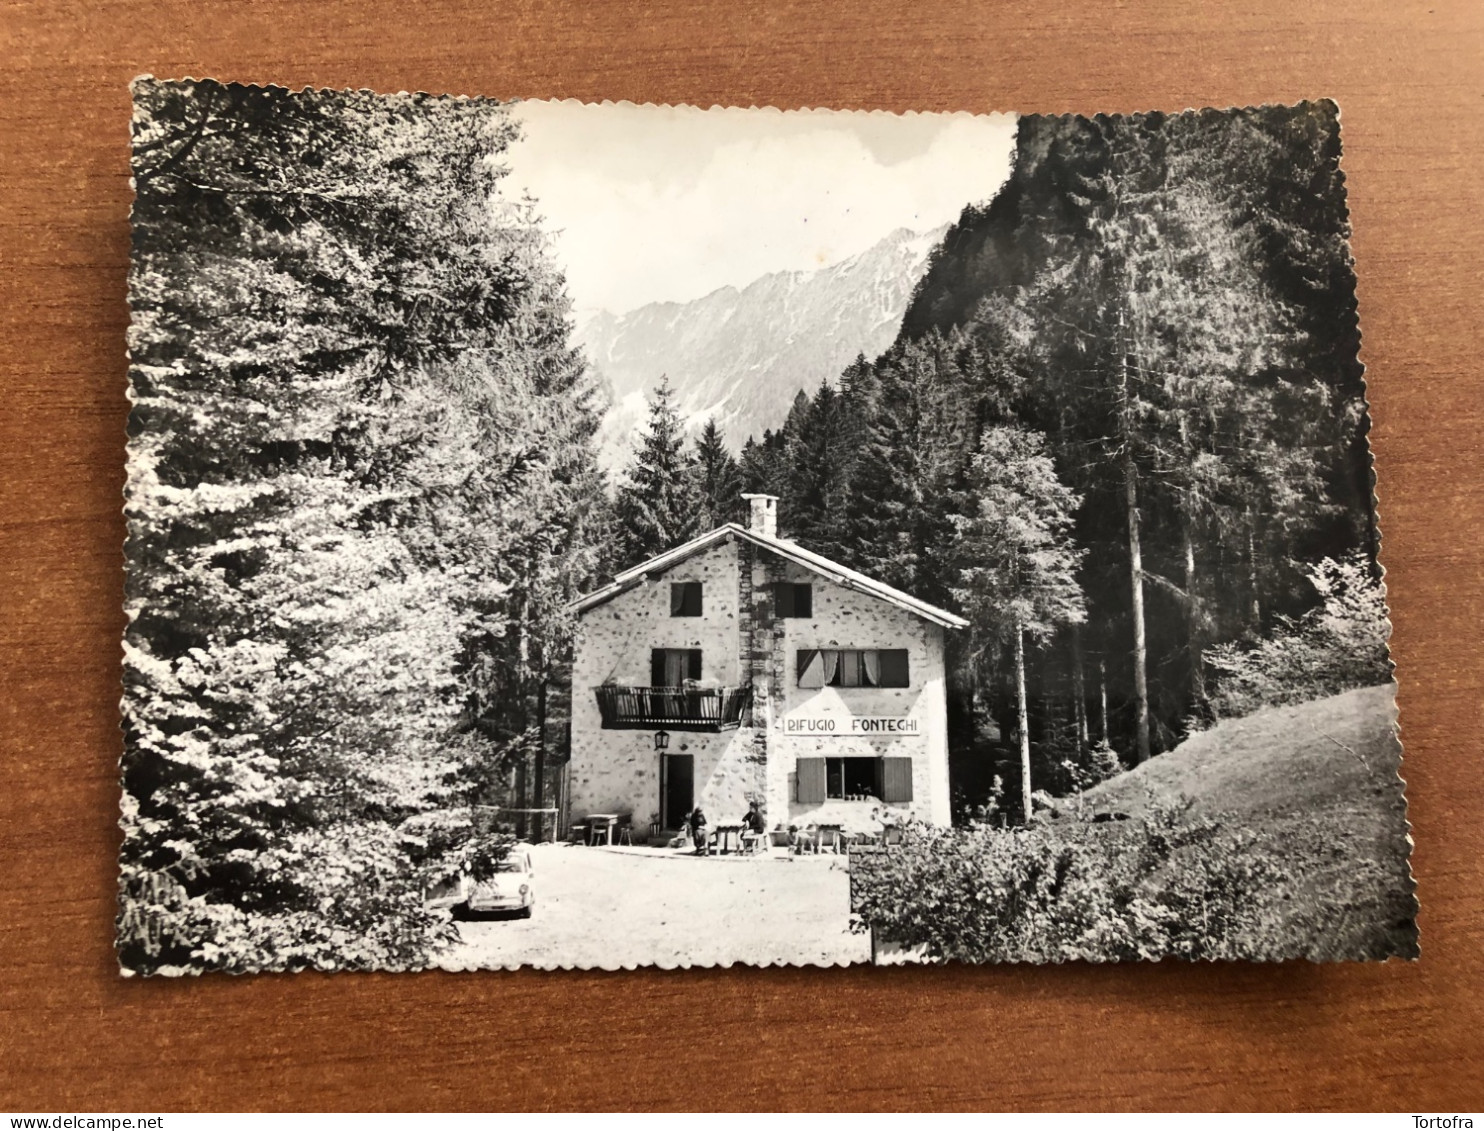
[567, 494, 965, 836]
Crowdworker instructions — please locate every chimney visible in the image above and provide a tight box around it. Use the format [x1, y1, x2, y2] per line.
[741, 493, 778, 539]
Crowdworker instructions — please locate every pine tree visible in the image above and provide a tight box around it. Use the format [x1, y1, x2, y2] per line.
[840, 333, 972, 600]
[120, 80, 606, 972]
[780, 382, 857, 556]
[951, 425, 1086, 823]
[693, 417, 744, 530]
[739, 428, 788, 501]
[612, 378, 701, 563]
[933, 109, 1347, 761]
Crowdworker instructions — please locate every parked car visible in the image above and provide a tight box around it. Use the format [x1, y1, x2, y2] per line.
[426, 844, 536, 919]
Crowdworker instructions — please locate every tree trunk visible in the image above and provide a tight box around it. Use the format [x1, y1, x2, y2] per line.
[1118, 308, 1151, 765]
[1071, 624, 1088, 754]
[1015, 626, 1032, 824]
[513, 755, 528, 842]
[1099, 657, 1109, 745]
[1182, 518, 1207, 716]
[1246, 506, 1262, 628]
[515, 598, 530, 840]
[534, 678, 548, 842]
[1124, 452, 1152, 764]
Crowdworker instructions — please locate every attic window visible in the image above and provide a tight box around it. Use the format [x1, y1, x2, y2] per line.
[775, 582, 813, 618]
[670, 582, 702, 617]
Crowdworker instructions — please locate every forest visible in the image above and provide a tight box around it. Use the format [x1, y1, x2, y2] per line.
[120, 82, 607, 972]
[613, 104, 1391, 825]
[120, 89, 1391, 972]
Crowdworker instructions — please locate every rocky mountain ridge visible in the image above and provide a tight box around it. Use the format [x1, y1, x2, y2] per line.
[578, 224, 947, 473]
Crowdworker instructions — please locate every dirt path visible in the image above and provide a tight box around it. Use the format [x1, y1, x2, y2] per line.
[438, 843, 869, 970]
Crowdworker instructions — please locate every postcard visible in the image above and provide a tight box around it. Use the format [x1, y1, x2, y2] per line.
[119, 82, 1414, 973]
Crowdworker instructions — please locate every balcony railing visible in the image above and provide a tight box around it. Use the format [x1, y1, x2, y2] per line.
[593, 685, 752, 731]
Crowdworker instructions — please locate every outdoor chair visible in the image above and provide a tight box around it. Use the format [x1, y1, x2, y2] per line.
[818, 824, 844, 853]
[568, 824, 589, 845]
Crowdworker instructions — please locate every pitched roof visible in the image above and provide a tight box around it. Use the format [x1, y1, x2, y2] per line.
[571, 523, 968, 630]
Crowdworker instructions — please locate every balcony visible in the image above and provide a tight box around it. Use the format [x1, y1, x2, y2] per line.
[594, 685, 752, 732]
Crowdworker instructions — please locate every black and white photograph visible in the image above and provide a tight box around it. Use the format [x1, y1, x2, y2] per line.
[119, 81, 1414, 974]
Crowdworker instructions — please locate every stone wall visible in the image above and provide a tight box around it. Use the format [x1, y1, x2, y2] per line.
[569, 534, 954, 838]
[764, 554, 953, 829]
[569, 537, 765, 830]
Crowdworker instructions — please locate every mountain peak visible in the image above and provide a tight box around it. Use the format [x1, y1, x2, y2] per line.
[581, 224, 948, 474]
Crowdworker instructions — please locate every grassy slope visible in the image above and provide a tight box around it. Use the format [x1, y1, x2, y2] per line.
[1079, 684, 1418, 959]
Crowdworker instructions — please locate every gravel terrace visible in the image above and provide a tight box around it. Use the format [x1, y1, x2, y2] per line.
[438, 842, 869, 970]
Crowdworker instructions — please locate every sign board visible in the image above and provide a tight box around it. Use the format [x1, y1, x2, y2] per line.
[781, 715, 921, 737]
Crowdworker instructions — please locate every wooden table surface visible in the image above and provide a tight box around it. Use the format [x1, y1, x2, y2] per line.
[3, 0, 1481, 1112]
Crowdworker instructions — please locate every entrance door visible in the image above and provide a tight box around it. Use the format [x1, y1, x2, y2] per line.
[661, 754, 694, 830]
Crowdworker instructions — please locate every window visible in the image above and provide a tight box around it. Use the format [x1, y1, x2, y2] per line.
[826, 757, 878, 799]
[651, 648, 702, 687]
[795, 756, 914, 803]
[796, 648, 910, 689]
[877, 649, 910, 688]
[774, 582, 812, 618]
[670, 582, 702, 617]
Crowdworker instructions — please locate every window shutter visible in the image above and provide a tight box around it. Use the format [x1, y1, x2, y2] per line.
[879, 649, 910, 688]
[686, 649, 703, 681]
[796, 758, 827, 804]
[650, 649, 666, 688]
[881, 757, 914, 803]
[796, 649, 824, 688]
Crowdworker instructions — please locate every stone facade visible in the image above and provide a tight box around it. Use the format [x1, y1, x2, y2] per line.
[568, 528, 954, 838]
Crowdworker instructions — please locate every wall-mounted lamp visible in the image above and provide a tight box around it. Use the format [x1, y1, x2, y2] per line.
[654, 730, 670, 752]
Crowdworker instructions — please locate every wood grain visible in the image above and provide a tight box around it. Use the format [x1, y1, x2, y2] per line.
[2, 0, 1481, 1112]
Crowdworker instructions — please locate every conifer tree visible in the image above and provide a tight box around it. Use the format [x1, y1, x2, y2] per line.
[842, 333, 972, 601]
[693, 417, 744, 530]
[120, 80, 606, 972]
[951, 426, 1086, 823]
[739, 428, 788, 502]
[781, 382, 857, 556]
[937, 110, 1346, 759]
[612, 378, 701, 563]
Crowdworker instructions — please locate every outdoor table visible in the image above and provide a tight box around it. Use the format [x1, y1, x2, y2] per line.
[587, 813, 620, 845]
[714, 824, 743, 854]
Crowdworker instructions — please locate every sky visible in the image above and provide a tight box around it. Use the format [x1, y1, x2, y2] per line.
[499, 100, 1018, 317]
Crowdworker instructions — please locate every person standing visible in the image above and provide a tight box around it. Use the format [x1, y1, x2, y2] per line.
[688, 806, 709, 856]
